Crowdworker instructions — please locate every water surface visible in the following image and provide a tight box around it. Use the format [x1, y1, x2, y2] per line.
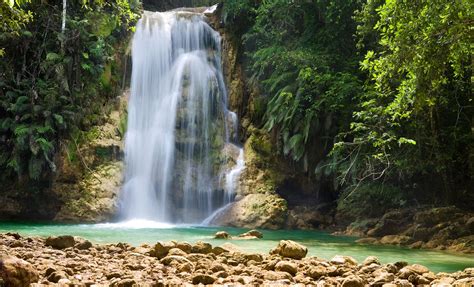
[0, 221, 472, 273]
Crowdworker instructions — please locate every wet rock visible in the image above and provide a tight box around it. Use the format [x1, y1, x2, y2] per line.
[45, 235, 75, 249]
[270, 240, 307, 259]
[214, 231, 231, 239]
[238, 230, 263, 239]
[0, 255, 39, 287]
[192, 273, 216, 285]
[274, 261, 297, 275]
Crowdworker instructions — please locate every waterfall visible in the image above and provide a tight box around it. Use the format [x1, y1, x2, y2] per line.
[120, 9, 244, 224]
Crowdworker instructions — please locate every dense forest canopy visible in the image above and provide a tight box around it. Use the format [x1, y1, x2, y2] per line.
[223, 0, 473, 210]
[0, 0, 139, 182]
[1, 0, 473, 213]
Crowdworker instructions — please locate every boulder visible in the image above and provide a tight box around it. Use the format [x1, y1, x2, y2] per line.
[274, 261, 297, 275]
[362, 256, 380, 266]
[74, 237, 93, 250]
[150, 241, 175, 259]
[175, 242, 192, 253]
[307, 266, 328, 279]
[0, 255, 39, 287]
[238, 230, 263, 239]
[405, 264, 429, 275]
[270, 240, 308, 259]
[45, 235, 75, 249]
[214, 231, 231, 239]
[209, 193, 288, 229]
[191, 241, 212, 254]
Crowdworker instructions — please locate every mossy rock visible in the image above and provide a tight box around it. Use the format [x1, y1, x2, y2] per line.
[209, 193, 288, 229]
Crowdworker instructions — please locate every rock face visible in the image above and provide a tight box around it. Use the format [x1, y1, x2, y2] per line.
[52, 93, 127, 223]
[0, 255, 39, 287]
[270, 240, 308, 259]
[1, 233, 473, 286]
[345, 206, 474, 254]
[210, 193, 288, 229]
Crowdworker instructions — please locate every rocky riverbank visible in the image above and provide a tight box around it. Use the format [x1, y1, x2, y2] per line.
[1, 233, 473, 286]
[338, 206, 474, 254]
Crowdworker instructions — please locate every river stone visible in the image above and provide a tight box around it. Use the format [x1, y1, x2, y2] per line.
[74, 237, 93, 250]
[274, 261, 297, 275]
[47, 271, 68, 283]
[331, 255, 358, 266]
[191, 241, 212, 254]
[341, 275, 365, 287]
[175, 242, 192, 253]
[215, 231, 231, 239]
[192, 273, 216, 285]
[307, 265, 328, 279]
[151, 241, 175, 258]
[263, 271, 293, 281]
[270, 240, 308, 259]
[363, 256, 380, 266]
[160, 255, 192, 266]
[115, 278, 136, 287]
[373, 272, 395, 284]
[0, 255, 39, 287]
[45, 235, 75, 249]
[168, 248, 187, 256]
[406, 264, 429, 275]
[210, 262, 227, 273]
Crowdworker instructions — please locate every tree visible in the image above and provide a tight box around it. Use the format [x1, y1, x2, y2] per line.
[334, 0, 473, 204]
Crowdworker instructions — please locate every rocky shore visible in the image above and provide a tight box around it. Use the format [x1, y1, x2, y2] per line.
[338, 207, 474, 254]
[1, 233, 473, 286]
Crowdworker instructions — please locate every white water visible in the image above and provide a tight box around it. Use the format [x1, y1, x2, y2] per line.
[120, 10, 243, 224]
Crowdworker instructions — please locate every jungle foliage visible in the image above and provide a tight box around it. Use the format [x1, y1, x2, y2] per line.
[224, 0, 473, 207]
[0, 0, 139, 181]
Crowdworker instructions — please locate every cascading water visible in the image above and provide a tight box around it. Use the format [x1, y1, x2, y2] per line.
[120, 8, 244, 224]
